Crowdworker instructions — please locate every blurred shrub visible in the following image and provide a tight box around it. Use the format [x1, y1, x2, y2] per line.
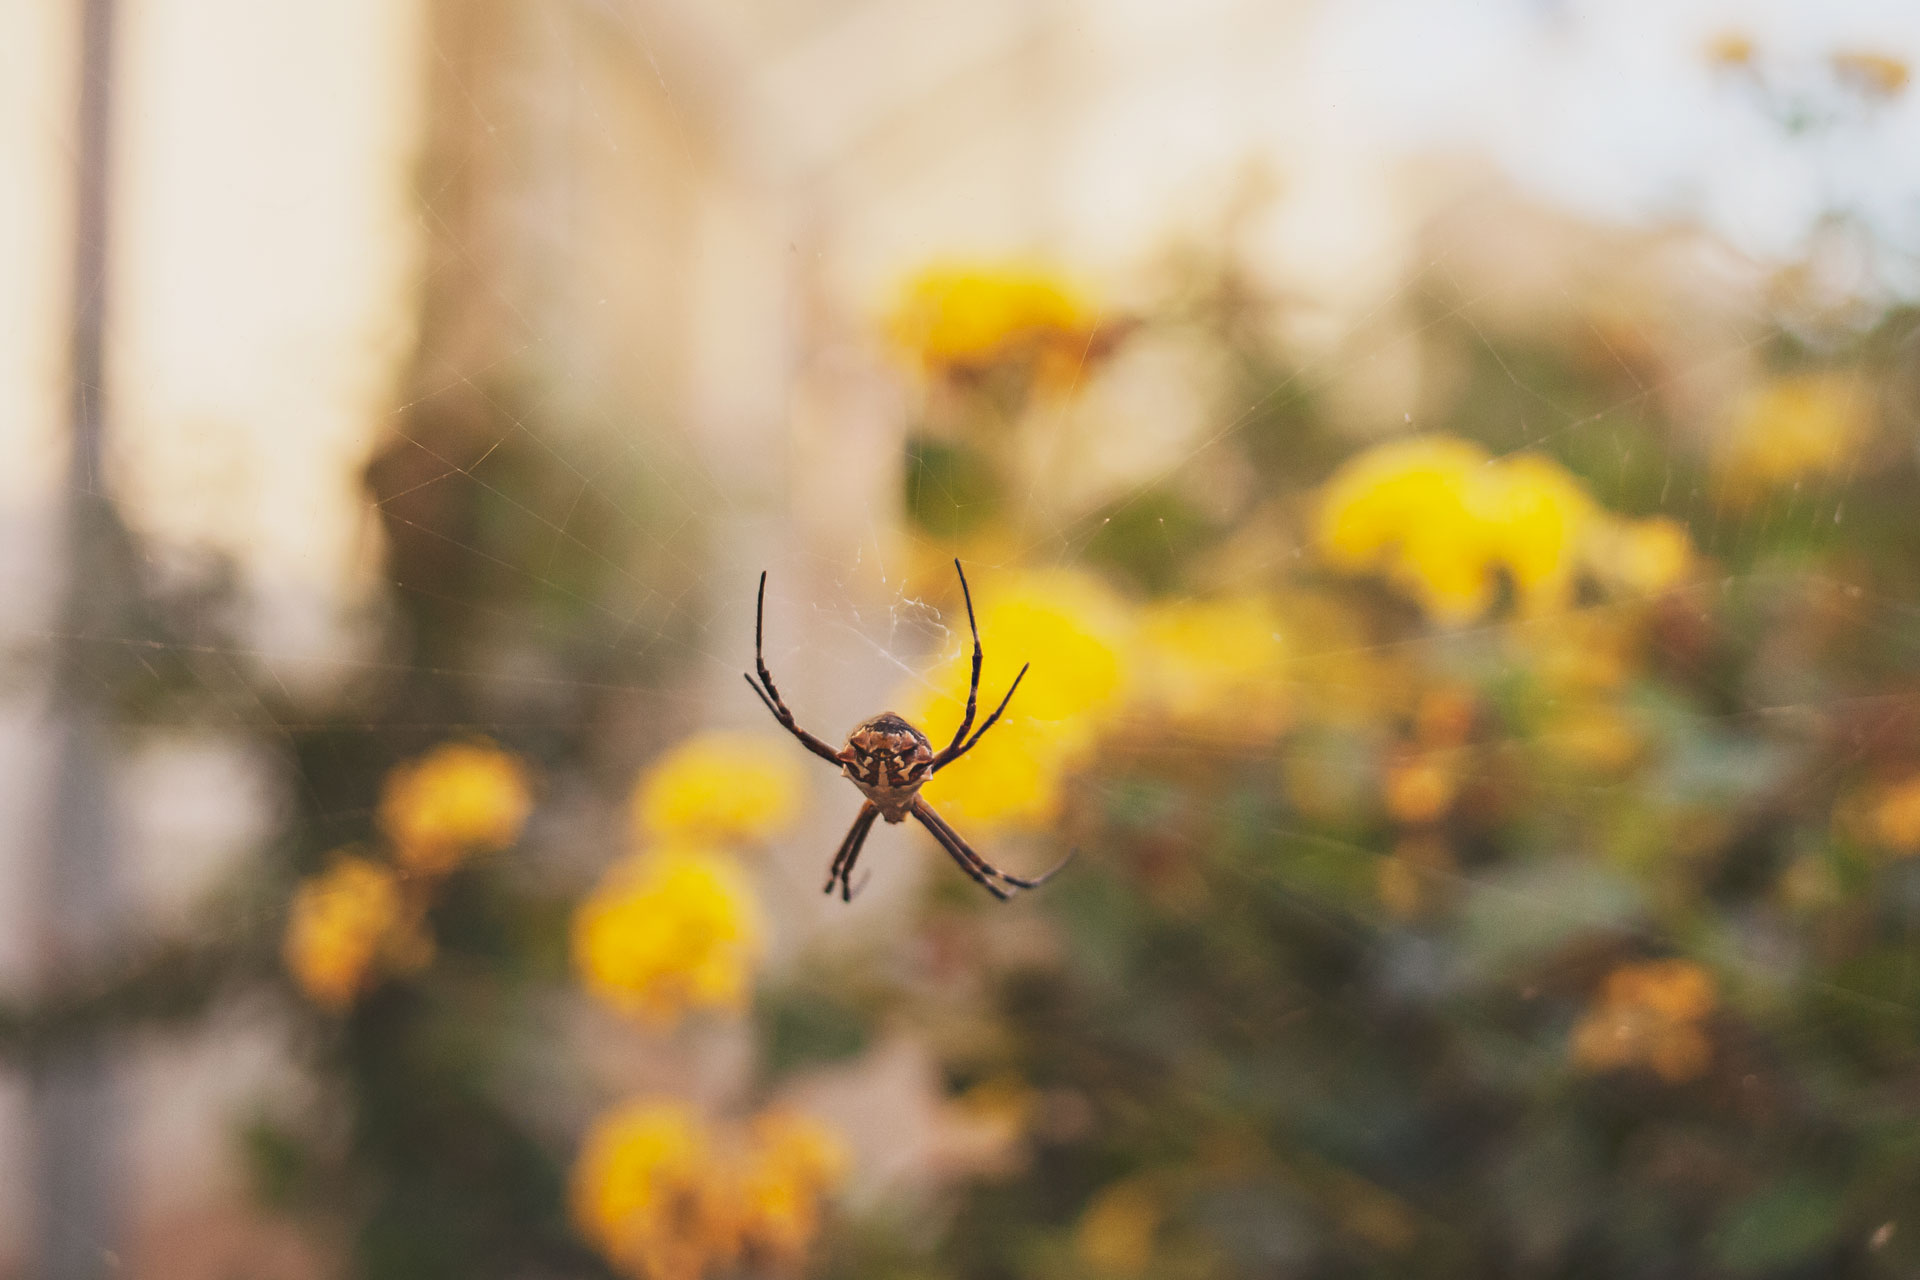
[798, 246, 1920, 1279]
[284, 738, 530, 1009]
[231, 235, 1920, 1280]
[572, 1101, 848, 1280]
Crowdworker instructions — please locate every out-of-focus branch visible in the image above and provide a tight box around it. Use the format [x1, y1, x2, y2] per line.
[3, 937, 266, 1066]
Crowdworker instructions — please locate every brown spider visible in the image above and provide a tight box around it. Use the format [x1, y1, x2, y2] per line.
[744, 560, 1074, 902]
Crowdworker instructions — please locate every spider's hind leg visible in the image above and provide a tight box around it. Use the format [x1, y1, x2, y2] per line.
[982, 845, 1077, 889]
[825, 803, 880, 899]
[914, 797, 1073, 893]
[909, 798, 1020, 901]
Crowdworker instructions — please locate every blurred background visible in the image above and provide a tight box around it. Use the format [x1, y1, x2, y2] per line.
[6, 0, 1920, 1276]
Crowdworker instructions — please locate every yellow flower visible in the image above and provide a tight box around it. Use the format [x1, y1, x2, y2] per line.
[735, 1111, 850, 1265]
[1075, 1178, 1161, 1277]
[903, 569, 1131, 828]
[574, 849, 763, 1025]
[1717, 372, 1871, 495]
[1871, 776, 1920, 852]
[1136, 595, 1288, 738]
[283, 854, 427, 1010]
[1414, 686, 1477, 747]
[379, 739, 531, 876]
[890, 262, 1094, 375]
[1586, 515, 1693, 597]
[1518, 610, 1635, 696]
[931, 715, 1076, 830]
[1279, 589, 1408, 731]
[1317, 436, 1680, 623]
[1832, 49, 1910, 99]
[1383, 755, 1455, 825]
[1542, 703, 1642, 772]
[1570, 959, 1717, 1083]
[632, 732, 806, 847]
[571, 1102, 848, 1280]
[572, 1101, 734, 1280]
[1705, 30, 1756, 69]
[1481, 453, 1600, 614]
[954, 1073, 1038, 1153]
[1318, 436, 1501, 623]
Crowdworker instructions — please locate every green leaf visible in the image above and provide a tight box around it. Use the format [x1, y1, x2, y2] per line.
[904, 436, 1000, 538]
[1712, 1177, 1843, 1274]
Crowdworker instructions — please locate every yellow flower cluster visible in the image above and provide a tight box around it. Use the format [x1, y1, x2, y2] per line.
[1570, 959, 1717, 1083]
[1136, 595, 1289, 740]
[1868, 774, 1920, 853]
[282, 854, 429, 1010]
[1716, 372, 1871, 496]
[379, 739, 533, 876]
[733, 1110, 850, 1264]
[573, 849, 762, 1024]
[630, 732, 802, 846]
[1383, 755, 1455, 825]
[903, 569, 1132, 829]
[892, 566, 1300, 832]
[1316, 435, 1693, 623]
[1832, 49, 1911, 99]
[1373, 688, 1474, 918]
[572, 1099, 847, 1280]
[1704, 30, 1755, 69]
[1514, 611, 1648, 773]
[1075, 1177, 1162, 1277]
[574, 733, 801, 1027]
[890, 262, 1095, 378]
[285, 738, 532, 1009]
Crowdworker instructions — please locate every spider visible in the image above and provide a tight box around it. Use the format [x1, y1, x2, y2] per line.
[744, 560, 1074, 902]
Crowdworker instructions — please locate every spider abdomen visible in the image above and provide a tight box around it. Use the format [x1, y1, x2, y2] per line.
[842, 712, 934, 820]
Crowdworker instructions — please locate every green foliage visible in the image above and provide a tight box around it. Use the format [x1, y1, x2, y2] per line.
[1082, 488, 1219, 595]
[841, 290, 1920, 1279]
[906, 435, 1002, 538]
[759, 983, 874, 1079]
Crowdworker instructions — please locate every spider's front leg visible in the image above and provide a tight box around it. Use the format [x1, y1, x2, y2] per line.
[930, 562, 1030, 773]
[745, 570, 847, 767]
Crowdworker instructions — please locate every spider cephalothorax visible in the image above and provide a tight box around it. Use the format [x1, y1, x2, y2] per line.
[744, 560, 1074, 902]
[842, 713, 934, 820]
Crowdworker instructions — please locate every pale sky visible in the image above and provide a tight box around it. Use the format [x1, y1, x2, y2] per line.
[1311, 0, 1920, 269]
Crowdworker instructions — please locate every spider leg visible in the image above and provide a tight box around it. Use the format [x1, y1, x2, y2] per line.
[935, 559, 985, 764]
[747, 570, 846, 767]
[932, 662, 1028, 772]
[908, 799, 1012, 901]
[914, 797, 1073, 890]
[844, 863, 875, 901]
[824, 803, 880, 899]
[838, 826, 877, 904]
[989, 846, 1077, 889]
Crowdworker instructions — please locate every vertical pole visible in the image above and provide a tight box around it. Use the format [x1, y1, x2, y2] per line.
[68, 0, 114, 503]
[33, 0, 124, 1276]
